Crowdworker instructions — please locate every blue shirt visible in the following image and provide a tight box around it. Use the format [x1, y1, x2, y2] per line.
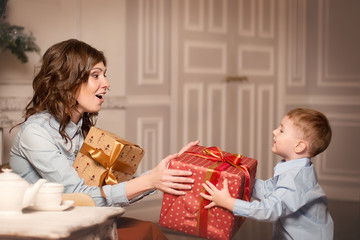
[9, 111, 150, 207]
[233, 158, 334, 240]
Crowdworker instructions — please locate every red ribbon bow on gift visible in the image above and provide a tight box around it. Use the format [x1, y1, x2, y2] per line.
[185, 146, 251, 201]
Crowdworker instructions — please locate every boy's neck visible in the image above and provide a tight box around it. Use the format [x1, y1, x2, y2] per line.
[284, 153, 311, 162]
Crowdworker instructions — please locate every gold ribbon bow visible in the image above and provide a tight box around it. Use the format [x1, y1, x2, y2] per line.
[80, 141, 135, 197]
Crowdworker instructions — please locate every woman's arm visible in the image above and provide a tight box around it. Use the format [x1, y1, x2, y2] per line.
[12, 124, 108, 206]
[125, 140, 199, 200]
[14, 123, 199, 205]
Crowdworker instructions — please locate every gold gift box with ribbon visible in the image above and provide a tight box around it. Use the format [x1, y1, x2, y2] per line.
[73, 127, 145, 188]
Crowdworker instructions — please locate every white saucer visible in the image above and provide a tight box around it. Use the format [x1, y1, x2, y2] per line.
[29, 200, 74, 211]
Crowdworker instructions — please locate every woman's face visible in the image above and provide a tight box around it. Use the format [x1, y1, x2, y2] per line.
[74, 62, 110, 121]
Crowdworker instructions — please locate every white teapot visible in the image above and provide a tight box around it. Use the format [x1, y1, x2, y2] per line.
[0, 168, 47, 215]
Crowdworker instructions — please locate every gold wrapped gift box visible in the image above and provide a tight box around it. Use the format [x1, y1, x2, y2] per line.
[73, 127, 144, 187]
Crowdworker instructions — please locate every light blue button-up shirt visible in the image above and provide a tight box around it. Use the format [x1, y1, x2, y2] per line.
[233, 158, 334, 239]
[10, 111, 150, 207]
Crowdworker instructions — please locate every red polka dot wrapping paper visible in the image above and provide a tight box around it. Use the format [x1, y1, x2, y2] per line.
[159, 145, 257, 240]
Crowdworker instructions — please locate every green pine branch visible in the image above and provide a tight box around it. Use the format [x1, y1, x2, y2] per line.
[0, 0, 40, 63]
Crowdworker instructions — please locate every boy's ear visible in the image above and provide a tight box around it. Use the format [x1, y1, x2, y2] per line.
[294, 140, 307, 154]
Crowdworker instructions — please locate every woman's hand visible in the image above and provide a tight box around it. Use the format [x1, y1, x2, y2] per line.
[147, 140, 200, 195]
[177, 140, 199, 155]
[199, 179, 235, 212]
[148, 153, 194, 195]
[125, 140, 199, 199]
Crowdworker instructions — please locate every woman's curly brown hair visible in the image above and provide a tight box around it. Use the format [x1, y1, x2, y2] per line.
[13, 39, 107, 143]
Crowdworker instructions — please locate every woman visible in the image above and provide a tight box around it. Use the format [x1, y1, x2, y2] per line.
[9, 39, 196, 208]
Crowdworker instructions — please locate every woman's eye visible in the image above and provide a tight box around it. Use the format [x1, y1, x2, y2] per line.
[104, 73, 107, 78]
[92, 73, 99, 78]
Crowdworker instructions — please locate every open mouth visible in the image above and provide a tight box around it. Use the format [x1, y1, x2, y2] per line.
[96, 94, 104, 99]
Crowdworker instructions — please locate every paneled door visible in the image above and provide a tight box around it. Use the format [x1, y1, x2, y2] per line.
[170, 0, 285, 180]
[286, 0, 360, 201]
[123, 0, 173, 177]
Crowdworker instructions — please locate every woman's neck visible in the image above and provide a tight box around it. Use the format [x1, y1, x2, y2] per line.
[70, 110, 82, 124]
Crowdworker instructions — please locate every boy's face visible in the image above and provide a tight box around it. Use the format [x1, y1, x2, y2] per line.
[272, 115, 302, 161]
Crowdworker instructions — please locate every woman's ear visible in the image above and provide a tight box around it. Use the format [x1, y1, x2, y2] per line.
[294, 140, 307, 154]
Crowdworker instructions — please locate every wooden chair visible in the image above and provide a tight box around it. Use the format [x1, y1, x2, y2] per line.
[62, 193, 96, 206]
[0, 163, 10, 171]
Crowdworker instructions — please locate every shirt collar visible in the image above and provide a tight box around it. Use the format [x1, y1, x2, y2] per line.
[48, 114, 83, 139]
[273, 157, 311, 177]
[65, 118, 83, 139]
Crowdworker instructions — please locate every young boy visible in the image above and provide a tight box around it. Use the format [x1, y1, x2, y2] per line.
[200, 108, 334, 239]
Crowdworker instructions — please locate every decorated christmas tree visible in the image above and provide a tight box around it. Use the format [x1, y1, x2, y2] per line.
[0, 0, 40, 63]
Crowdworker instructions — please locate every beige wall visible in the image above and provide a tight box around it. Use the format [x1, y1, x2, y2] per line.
[0, 0, 359, 205]
[0, 0, 127, 163]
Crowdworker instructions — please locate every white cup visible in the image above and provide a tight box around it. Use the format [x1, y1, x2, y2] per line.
[34, 182, 64, 207]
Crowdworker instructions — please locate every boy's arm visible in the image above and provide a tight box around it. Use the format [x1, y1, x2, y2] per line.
[201, 175, 306, 222]
[199, 178, 274, 211]
[251, 178, 274, 200]
[201, 179, 287, 221]
[232, 191, 286, 221]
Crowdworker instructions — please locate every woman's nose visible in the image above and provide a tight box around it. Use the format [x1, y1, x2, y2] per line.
[103, 78, 110, 89]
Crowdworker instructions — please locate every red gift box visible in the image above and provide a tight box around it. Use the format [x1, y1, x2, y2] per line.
[159, 145, 257, 240]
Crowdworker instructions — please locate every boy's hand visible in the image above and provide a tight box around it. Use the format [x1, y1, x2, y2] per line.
[199, 179, 235, 212]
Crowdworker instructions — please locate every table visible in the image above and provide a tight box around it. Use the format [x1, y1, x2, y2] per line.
[0, 206, 125, 239]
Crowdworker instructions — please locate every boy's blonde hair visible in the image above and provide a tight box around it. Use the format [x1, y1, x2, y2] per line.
[287, 108, 332, 157]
